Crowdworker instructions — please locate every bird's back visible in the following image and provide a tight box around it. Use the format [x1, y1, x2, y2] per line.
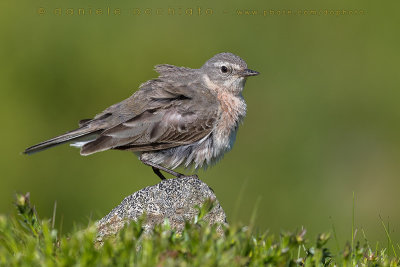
[79, 66, 220, 156]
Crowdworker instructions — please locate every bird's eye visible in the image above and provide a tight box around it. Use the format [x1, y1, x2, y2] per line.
[221, 66, 228, 73]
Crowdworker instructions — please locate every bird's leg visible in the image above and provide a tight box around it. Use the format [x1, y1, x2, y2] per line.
[152, 167, 166, 180]
[140, 159, 185, 179]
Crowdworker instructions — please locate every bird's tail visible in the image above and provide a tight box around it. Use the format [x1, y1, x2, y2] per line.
[24, 127, 101, 155]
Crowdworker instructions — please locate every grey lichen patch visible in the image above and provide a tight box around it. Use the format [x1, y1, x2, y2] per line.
[96, 176, 227, 245]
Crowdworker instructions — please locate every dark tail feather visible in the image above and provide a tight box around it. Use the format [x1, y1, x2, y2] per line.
[24, 127, 101, 155]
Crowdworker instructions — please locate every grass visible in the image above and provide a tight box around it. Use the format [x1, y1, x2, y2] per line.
[0, 193, 399, 266]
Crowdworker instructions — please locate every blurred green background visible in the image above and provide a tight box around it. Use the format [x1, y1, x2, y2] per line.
[1, 0, 399, 249]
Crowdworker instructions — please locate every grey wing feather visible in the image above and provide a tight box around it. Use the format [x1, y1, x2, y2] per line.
[154, 64, 193, 79]
[24, 67, 216, 156]
[80, 81, 219, 155]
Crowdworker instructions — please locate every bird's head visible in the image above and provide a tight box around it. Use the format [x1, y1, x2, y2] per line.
[201, 52, 259, 94]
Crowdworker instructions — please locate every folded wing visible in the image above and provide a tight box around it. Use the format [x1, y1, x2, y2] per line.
[80, 81, 219, 155]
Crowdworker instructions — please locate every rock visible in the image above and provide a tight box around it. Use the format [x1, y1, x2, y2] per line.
[96, 176, 227, 244]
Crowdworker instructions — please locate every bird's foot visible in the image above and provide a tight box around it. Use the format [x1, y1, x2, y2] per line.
[141, 158, 196, 180]
[176, 173, 198, 179]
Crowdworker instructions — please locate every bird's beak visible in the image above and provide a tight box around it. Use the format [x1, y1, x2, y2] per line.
[240, 69, 260, 77]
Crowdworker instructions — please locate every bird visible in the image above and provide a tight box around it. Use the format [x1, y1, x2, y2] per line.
[24, 52, 259, 180]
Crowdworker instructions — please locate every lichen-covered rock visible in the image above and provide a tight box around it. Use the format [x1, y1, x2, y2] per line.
[96, 176, 226, 244]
